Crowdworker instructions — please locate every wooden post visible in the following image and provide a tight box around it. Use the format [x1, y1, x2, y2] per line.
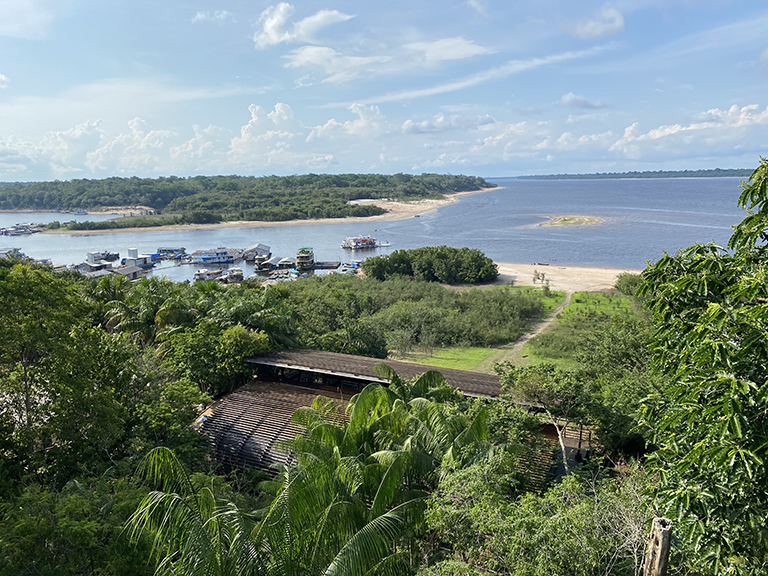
[643, 517, 672, 576]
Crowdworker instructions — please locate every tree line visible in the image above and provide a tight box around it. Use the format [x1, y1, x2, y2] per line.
[518, 167, 751, 179]
[0, 174, 494, 223]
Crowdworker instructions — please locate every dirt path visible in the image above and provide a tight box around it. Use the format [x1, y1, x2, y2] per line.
[473, 292, 573, 373]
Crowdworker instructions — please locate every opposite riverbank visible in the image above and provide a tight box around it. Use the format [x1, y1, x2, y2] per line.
[42, 188, 498, 236]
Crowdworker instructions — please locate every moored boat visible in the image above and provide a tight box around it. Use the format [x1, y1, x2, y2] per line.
[341, 235, 390, 249]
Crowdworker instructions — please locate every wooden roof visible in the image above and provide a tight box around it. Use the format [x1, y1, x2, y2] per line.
[245, 349, 503, 398]
[198, 381, 345, 470]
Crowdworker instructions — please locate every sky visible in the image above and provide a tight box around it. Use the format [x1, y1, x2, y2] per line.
[1, 0, 767, 181]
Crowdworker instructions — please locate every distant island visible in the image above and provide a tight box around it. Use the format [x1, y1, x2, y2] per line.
[517, 168, 752, 180]
[0, 173, 495, 231]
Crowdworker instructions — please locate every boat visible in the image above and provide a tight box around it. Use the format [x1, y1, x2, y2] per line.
[73, 209, 88, 215]
[190, 248, 235, 264]
[296, 247, 315, 271]
[340, 235, 391, 250]
[226, 267, 244, 282]
[193, 268, 210, 281]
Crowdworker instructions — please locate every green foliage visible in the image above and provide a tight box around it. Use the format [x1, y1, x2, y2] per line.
[422, 468, 651, 576]
[0, 174, 494, 224]
[0, 266, 214, 575]
[289, 274, 547, 351]
[162, 321, 270, 396]
[0, 478, 154, 576]
[614, 272, 642, 296]
[129, 369, 490, 576]
[526, 292, 636, 362]
[362, 246, 499, 284]
[638, 157, 768, 574]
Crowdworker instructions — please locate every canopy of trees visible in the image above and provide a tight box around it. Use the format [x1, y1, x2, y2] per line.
[0, 174, 494, 225]
[362, 246, 499, 284]
[638, 157, 768, 574]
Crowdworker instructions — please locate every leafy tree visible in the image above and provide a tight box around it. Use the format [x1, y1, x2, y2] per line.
[422, 467, 651, 576]
[638, 158, 768, 574]
[497, 363, 593, 474]
[0, 264, 84, 431]
[362, 246, 498, 284]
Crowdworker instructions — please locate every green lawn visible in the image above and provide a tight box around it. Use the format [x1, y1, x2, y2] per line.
[403, 347, 499, 371]
[522, 291, 638, 366]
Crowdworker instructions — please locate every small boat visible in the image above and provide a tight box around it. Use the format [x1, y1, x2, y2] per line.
[226, 267, 244, 282]
[194, 268, 210, 281]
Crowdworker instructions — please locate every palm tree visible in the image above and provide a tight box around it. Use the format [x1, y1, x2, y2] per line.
[129, 370, 489, 576]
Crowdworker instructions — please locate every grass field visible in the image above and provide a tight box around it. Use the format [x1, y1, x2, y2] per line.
[397, 288, 567, 372]
[401, 346, 500, 371]
[522, 291, 638, 366]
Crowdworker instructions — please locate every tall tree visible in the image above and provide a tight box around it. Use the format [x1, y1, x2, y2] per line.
[639, 158, 768, 574]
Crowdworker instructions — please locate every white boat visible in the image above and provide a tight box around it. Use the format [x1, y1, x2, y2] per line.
[341, 235, 390, 249]
[190, 248, 235, 264]
[194, 268, 210, 281]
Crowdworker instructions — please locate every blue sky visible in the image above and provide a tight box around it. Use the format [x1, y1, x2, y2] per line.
[1, 0, 767, 180]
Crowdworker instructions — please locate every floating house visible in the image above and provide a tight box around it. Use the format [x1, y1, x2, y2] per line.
[113, 265, 144, 280]
[261, 256, 282, 271]
[296, 247, 315, 271]
[190, 248, 235, 264]
[124, 247, 154, 269]
[242, 243, 271, 262]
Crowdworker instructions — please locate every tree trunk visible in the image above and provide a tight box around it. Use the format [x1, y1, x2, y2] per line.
[643, 517, 672, 576]
[546, 409, 569, 474]
[22, 361, 32, 428]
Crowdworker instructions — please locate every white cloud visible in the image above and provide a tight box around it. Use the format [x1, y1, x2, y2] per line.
[0, 74, 9, 89]
[283, 46, 391, 83]
[401, 113, 495, 134]
[85, 118, 178, 174]
[329, 45, 609, 106]
[191, 10, 234, 24]
[567, 4, 624, 40]
[0, 0, 54, 39]
[610, 104, 768, 158]
[405, 37, 492, 61]
[559, 92, 608, 109]
[466, 0, 487, 15]
[253, 3, 353, 49]
[308, 104, 387, 141]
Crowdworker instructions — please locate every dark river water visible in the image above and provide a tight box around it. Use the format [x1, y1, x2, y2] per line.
[1, 177, 746, 280]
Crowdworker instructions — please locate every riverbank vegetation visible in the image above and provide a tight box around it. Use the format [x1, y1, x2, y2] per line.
[0, 173, 494, 227]
[2, 159, 768, 575]
[362, 245, 499, 284]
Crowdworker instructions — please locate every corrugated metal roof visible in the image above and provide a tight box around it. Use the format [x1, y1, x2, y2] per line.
[199, 381, 346, 470]
[245, 349, 503, 398]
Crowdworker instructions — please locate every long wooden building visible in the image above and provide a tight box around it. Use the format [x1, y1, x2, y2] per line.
[197, 349, 505, 469]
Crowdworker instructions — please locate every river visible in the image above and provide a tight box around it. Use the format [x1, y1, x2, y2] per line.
[0, 177, 747, 280]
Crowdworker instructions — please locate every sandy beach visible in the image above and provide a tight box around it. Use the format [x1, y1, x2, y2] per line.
[44, 188, 497, 236]
[494, 262, 641, 292]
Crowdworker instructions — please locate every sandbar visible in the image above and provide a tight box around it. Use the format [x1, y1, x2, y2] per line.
[540, 215, 603, 227]
[494, 262, 641, 293]
[43, 188, 498, 236]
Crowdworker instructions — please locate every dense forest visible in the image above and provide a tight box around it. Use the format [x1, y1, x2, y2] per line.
[1, 159, 768, 575]
[0, 173, 494, 226]
[518, 167, 751, 179]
